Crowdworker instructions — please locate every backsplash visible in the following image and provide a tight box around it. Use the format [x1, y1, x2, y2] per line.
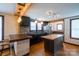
[20, 26, 29, 34]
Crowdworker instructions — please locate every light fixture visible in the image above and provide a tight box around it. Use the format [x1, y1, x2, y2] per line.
[46, 10, 60, 20]
[46, 10, 53, 16]
[38, 17, 45, 21]
[35, 21, 37, 24]
[40, 22, 43, 24]
[17, 17, 22, 23]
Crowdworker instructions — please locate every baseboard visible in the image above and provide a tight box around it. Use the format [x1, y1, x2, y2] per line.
[64, 42, 79, 46]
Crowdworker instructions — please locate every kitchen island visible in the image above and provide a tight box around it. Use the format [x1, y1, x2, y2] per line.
[9, 34, 32, 56]
[41, 34, 63, 55]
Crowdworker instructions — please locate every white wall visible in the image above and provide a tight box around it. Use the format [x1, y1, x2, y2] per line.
[0, 13, 19, 39]
[64, 15, 79, 45]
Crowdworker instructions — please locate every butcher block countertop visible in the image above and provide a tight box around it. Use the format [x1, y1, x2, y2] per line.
[41, 34, 63, 40]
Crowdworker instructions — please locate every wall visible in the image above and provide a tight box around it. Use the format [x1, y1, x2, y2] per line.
[64, 15, 79, 45]
[0, 12, 19, 39]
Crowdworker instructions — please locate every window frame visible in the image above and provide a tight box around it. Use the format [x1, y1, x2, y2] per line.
[30, 21, 43, 32]
[70, 18, 79, 39]
[30, 21, 37, 31]
[37, 22, 43, 31]
[0, 15, 4, 41]
[56, 23, 63, 31]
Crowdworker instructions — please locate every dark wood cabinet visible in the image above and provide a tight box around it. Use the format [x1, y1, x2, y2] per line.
[20, 16, 30, 27]
[27, 31, 48, 45]
[42, 34, 63, 55]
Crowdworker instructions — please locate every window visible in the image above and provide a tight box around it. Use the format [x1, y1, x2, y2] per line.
[48, 23, 54, 31]
[57, 24, 63, 30]
[30, 21, 43, 31]
[30, 22, 36, 30]
[0, 16, 4, 41]
[37, 22, 43, 30]
[70, 18, 79, 39]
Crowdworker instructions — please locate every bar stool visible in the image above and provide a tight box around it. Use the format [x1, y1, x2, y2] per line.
[0, 40, 10, 56]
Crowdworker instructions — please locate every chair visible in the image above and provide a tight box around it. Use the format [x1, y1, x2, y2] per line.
[0, 40, 10, 56]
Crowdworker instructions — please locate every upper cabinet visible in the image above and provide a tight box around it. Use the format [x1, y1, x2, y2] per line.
[20, 16, 30, 27]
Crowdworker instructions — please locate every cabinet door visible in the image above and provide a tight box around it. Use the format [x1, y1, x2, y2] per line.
[14, 39, 30, 56]
[44, 39, 54, 52]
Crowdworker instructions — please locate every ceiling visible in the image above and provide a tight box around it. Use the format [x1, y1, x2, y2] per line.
[0, 3, 16, 14]
[0, 3, 79, 20]
[25, 3, 79, 20]
[0, 3, 31, 16]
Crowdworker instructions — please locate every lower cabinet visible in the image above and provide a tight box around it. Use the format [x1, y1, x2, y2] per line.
[14, 39, 30, 56]
[44, 36, 63, 54]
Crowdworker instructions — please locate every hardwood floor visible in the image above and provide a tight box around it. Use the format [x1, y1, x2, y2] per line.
[29, 41, 79, 56]
[57, 43, 79, 56]
[1, 41, 79, 56]
[29, 41, 51, 56]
